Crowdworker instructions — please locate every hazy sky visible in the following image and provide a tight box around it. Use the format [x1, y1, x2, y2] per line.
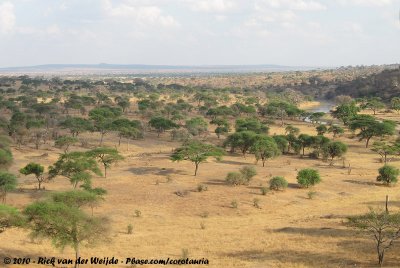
[0, 0, 399, 67]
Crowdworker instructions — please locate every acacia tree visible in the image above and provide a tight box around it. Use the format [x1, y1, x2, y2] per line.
[19, 162, 46, 190]
[171, 140, 224, 176]
[251, 135, 281, 167]
[371, 141, 400, 164]
[223, 131, 257, 157]
[390, 97, 400, 114]
[349, 116, 396, 148]
[361, 97, 386, 115]
[328, 125, 344, 138]
[322, 141, 347, 165]
[89, 106, 122, 145]
[86, 147, 124, 178]
[24, 197, 109, 268]
[377, 165, 399, 186]
[55, 136, 79, 153]
[348, 208, 400, 266]
[149, 116, 178, 137]
[0, 172, 17, 203]
[48, 152, 102, 189]
[332, 102, 360, 125]
[59, 117, 93, 137]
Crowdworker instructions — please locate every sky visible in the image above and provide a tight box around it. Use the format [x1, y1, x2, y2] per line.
[0, 0, 399, 67]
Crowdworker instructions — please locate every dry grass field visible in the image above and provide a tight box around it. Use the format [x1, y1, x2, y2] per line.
[1, 105, 400, 268]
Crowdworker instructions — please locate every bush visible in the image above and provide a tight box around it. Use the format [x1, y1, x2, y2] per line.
[260, 186, 269, 195]
[239, 166, 257, 183]
[269, 176, 288, 191]
[127, 224, 133, 234]
[231, 200, 238, 208]
[297, 169, 321, 188]
[225, 172, 244, 186]
[197, 184, 208, 192]
[377, 165, 399, 185]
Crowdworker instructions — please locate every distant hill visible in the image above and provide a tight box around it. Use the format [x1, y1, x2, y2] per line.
[334, 67, 400, 101]
[0, 63, 318, 75]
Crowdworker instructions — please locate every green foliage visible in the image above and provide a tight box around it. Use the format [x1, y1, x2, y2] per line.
[328, 125, 344, 137]
[322, 141, 348, 164]
[273, 135, 289, 154]
[197, 184, 208, 192]
[285, 125, 300, 136]
[224, 131, 257, 157]
[251, 135, 281, 167]
[261, 101, 301, 125]
[55, 136, 79, 153]
[0, 172, 17, 203]
[297, 169, 321, 188]
[316, 125, 327, 135]
[361, 97, 386, 115]
[332, 102, 360, 125]
[86, 147, 124, 178]
[260, 186, 269, 195]
[48, 152, 102, 188]
[19, 162, 45, 190]
[371, 141, 400, 164]
[390, 97, 400, 113]
[309, 112, 325, 125]
[377, 165, 399, 185]
[235, 118, 269, 134]
[171, 140, 224, 176]
[269, 176, 288, 191]
[185, 117, 208, 136]
[24, 200, 109, 259]
[0, 204, 24, 232]
[349, 116, 396, 147]
[127, 224, 133, 234]
[51, 190, 102, 208]
[239, 166, 257, 182]
[149, 116, 178, 137]
[59, 117, 93, 137]
[225, 172, 244, 186]
[231, 200, 238, 209]
[0, 148, 13, 170]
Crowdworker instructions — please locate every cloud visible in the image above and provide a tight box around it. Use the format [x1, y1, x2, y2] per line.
[102, 0, 179, 27]
[187, 0, 236, 12]
[337, 0, 393, 7]
[0, 1, 16, 34]
[255, 0, 327, 11]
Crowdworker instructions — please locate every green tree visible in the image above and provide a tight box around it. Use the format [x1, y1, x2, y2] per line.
[328, 125, 344, 138]
[322, 141, 348, 165]
[285, 125, 300, 136]
[223, 131, 257, 157]
[371, 141, 400, 164]
[251, 135, 281, 167]
[390, 97, 400, 114]
[235, 118, 269, 134]
[0, 148, 13, 170]
[149, 116, 178, 137]
[24, 200, 109, 268]
[269, 176, 288, 191]
[239, 166, 257, 183]
[273, 135, 289, 154]
[48, 152, 102, 189]
[171, 140, 224, 176]
[59, 117, 93, 137]
[19, 162, 45, 190]
[86, 147, 124, 178]
[362, 97, 386, 115]
[297, 169, 321, 188]
[332, 102, 360, 125]
[185, 117, 208, 136]
[55, 136, 79, 153]
[298, 134, 313, 156]
[316, 125, 327, 136]
[0, 172, 17, 203]
[89, 106, 122, 145]
[309, 112, 325, 125]
[377, 165, 399, 186]
[349, 116, 396, 148]
[348, 208, 400, 266]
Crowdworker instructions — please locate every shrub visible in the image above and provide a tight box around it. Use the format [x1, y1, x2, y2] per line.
[200, 222, 206, 230]
[260, 186, 269, 195]
[225, 172, 244, 186]
[269, 176, 288, 191]
[134, 210, 141, 217]
[197, 184, 208, 192]
[377, 165, 399, 186]
[307, 191, 317, 199]
[253, 198, 261, 208]
[297, 169, 321, 188]
[231, 200, 238, 209]
[127, 224, 133, 234]
[239, 166, 257, 183]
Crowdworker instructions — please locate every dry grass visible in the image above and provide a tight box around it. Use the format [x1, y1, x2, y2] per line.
[2, 117, 400, 268]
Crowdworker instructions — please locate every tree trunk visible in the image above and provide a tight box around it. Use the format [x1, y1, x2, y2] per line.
[366, 137, 371, 148]
[194, 163, 199, 176]
[104, 166, 107, 178]
[118, 135, 122, 146]
[100, 132, 105, 146]
[37, 178, 41, 190]
[75, 244, 80, 268]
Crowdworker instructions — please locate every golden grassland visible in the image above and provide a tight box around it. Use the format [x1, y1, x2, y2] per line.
[2, 112, 400, 268]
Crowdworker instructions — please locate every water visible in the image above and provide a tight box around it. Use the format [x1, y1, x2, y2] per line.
[304, 101, 336, 124]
